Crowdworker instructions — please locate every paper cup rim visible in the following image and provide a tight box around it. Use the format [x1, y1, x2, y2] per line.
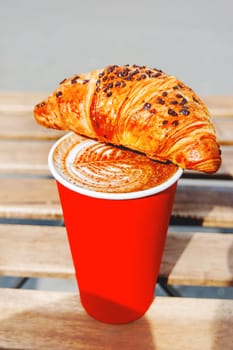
[48, 132, 183, 200]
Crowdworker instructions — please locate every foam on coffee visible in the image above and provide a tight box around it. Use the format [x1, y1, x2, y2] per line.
[52, 133, 178, 193]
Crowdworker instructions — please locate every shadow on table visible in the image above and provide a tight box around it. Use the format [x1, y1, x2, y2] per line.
[0, 292, 156, 350]
[159, 231, 193, 284]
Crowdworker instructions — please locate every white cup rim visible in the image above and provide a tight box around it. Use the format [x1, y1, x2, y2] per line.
[48, 132, 183, 200]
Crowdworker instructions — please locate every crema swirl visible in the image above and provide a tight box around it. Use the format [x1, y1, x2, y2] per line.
[52, 133, 178, 193]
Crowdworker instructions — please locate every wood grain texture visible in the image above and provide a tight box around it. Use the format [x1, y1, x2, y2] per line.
[0, 92, 46, 111]
[0, 225, 232, 287]
[0, 178, 62, 220]
[0, 140, 53, 174]
[162, 232, 233, 286]
[0, 224, 74, 279]
[173, 182, 233, 227]
[0, 110, 65, 140]
[212, 116, 233, 145]
[0, 288, 232, 350]
[0, 177, 232, 227]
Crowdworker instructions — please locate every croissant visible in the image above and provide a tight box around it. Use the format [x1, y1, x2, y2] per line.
[34, 64, 221, 173]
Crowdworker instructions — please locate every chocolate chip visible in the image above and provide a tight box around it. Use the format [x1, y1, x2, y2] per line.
[176, 93, 183, 99]
[82, 80, 89, 84]
[151, 72, 162, 78]
[36, 101, 46, 108]
[107, 83, 113, 89]
[124, 69, 130, 76]
[59, 78, 67, 84]
[96, 79, 100, 86]
[180, 108, 190, 116]
[71, 76, 80, 84]
[170, 100, 178, 105]
[106, 92, 112, 97]
[115, 81, 121, 87]
[107, 66, 115, 73]
[146, 69, 153, 76]
[168, 108, 178, 116]
[56, 91, 62, 98]
[157, 97, 165, 105]
[193, 96, 199, 103]
[143, 102, 151, 110]
[162, 91, 168, 97]
[127, 70, 140, 80]
[172, 120, 179, 126]
[162, 120, 168, 125]
[180, 98, 188, 106]
[150, 108, 156, 114]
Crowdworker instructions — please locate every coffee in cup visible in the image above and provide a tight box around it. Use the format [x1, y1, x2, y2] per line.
[48, 132, 182, 324]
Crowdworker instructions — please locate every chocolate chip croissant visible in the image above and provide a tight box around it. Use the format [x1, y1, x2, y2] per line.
[34, 64, 221, 173]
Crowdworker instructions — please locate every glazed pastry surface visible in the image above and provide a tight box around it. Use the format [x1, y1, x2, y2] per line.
[34, 64, 221, 173]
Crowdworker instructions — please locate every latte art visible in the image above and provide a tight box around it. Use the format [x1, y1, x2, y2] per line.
[52, 133, 178, 193]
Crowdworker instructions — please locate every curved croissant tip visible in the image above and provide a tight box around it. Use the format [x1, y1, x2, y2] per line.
[190, 157, 222, 174]
[34, 100, 57, 130]
[171, 139, 222, 174]
[34, 101, 45, 124]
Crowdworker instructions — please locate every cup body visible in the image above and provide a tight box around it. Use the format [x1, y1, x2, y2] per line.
[49, 134, 182, 324]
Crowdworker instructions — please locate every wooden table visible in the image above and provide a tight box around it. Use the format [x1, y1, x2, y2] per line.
[0, 93, 232, 349]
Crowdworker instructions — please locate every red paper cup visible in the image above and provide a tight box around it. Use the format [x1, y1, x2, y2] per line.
[48, 135, 183, 324]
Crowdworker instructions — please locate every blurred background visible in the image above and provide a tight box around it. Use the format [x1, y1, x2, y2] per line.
[0, 0, 233, 94]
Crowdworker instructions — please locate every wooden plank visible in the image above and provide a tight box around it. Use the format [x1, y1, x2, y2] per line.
[173, 181, 233, 227]
[0, 224, 74, 279]
[0, 178, 62, 220]
[0, 92, 46, 112]
[0, 92, 64, 139]
[0, 110, 65, 140]
[212, 116, 233, 145]
[0, 288, 232, 350]
[0, 140, 52, 174]
[162, 232, 233, 286]
[0, 224, 232, 287]
[219, 146, 233, 177]
[1, 177, 232, 227]
[1, 140, 232, 178]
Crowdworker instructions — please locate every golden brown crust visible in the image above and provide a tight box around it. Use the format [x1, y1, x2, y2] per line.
[34, 64, 221, 173]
